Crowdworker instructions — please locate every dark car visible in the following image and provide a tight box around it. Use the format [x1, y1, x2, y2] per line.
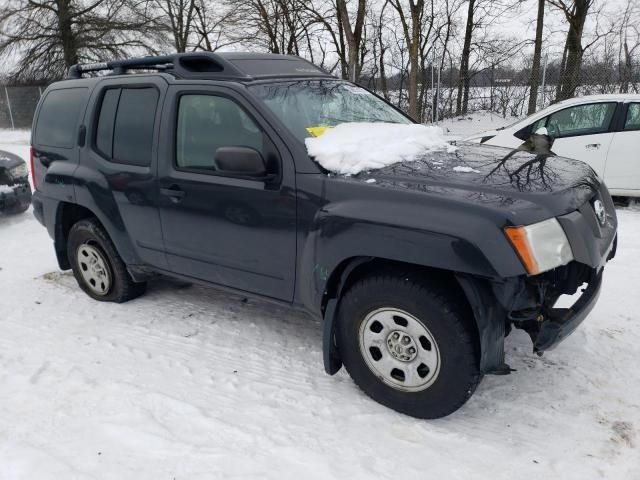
[30, 53, 617, 419]
[0, 149, 32, 215]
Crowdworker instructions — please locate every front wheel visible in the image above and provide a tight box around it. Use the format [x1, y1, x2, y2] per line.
[67, 218, 146, 303]
[336, 271, 481, 419]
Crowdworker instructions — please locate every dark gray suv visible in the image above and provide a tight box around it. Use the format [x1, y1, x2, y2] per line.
[30, 52, 617, 418]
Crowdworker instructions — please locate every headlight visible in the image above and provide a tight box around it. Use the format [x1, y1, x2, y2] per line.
[504, 218, 573, 275]
[9, 163, 28, 180]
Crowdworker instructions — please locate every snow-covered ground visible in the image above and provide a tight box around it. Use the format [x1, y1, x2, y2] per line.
[437, 110, 518, 140]
[1, 127, 639, 479]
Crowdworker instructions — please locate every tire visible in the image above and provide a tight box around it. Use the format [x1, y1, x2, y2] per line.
[336, 271, 481, 419]
[67, 218, 146, 303]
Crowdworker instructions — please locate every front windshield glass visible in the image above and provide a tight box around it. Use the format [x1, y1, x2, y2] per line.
[248, 80, 412, 142]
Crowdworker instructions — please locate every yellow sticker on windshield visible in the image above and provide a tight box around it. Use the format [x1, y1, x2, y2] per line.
[306, 126, 333, 137]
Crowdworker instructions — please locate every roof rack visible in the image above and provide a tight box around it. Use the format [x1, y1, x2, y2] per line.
[66, 52, 252, 80]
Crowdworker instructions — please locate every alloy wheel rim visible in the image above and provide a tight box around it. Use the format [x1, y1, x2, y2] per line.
[358, 308, 441, 392]
[77, 243, 112, 296]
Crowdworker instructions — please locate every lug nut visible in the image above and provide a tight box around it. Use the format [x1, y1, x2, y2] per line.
[393, 332, 400, 340]
[402, 336, 411, 345]
[408, 347, 415, 354]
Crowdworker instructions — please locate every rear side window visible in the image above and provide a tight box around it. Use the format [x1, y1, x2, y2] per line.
[94, 87, 158, 166]
[35, 88, 87, 148]
[624, 104, 640, 131]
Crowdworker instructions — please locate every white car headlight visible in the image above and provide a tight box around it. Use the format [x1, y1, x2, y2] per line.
[504, 218, 574, 275]
[10, 163, 28, 180]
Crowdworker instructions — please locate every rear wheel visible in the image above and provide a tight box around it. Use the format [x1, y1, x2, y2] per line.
[67, 218, 146, 303]
[336, 271, 481, 419]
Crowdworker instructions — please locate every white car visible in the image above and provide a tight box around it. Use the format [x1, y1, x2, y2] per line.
[465, 94, 640, 197]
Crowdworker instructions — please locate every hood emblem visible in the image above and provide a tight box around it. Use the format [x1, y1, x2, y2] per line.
[593, 200, 606, 226]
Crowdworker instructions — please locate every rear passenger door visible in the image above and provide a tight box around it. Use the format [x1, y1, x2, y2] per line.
[78, 77, 168, 269]
[156, 85, 297, 301]
[603, 102, 640, 192]
[544, 102, 617, 177]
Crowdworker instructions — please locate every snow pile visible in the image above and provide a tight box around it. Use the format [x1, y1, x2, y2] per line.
[305, 123, 454, 175]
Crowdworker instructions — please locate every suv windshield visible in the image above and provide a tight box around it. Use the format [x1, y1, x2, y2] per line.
[249, 80, 411, 141]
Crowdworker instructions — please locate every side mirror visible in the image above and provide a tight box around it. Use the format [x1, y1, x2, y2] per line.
[214, 146, 267, 177]
[519, 127, 555, 154]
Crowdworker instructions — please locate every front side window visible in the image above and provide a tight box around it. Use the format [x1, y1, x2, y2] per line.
[35, 88, 87, 148]
[248, 80, 411, 142]
[94, 87, 158, 166]
[624, 103, 640, 131]
[176, 95, 265, 171]
[546, 102, 616, 138]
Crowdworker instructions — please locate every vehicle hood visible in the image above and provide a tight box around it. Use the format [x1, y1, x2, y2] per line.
[349, 142, 600, 223]
[463, 129, 502, 142]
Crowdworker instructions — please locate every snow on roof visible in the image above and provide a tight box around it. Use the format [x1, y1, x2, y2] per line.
[305, 123, 455, 175]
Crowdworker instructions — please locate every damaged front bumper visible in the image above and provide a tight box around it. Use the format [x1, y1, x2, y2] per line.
[533, 272, 602, 352]
[462, 183, 618, 374]
[0, 181, 32, 212]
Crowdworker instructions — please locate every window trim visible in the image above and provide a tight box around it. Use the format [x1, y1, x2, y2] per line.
[517, 102, 619, 140]
[172, 90, 281, 182]
[34, 87, 88, 150]
[623, 102, 640, 132]
[91, 83, 160, 166]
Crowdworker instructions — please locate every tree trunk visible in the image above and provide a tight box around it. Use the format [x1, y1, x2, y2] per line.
[457, 0, 475, 116]
[556, 0, 589, 101]
[336, 0, 366, 83]
[527, 0, 545, 114]
[56, 0, 78, 69]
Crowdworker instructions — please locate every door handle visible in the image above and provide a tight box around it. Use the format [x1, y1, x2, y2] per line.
[585, 143, 601, 150]
[160, 185, 185, 203]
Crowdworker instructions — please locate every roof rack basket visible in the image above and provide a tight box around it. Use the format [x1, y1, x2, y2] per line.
[66, 52, 251, 80]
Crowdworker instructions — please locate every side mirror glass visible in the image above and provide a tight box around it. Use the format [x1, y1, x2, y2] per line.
[214, 146, 267, 177]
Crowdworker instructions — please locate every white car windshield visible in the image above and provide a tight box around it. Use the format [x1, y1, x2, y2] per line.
[249, 80, 412, 141]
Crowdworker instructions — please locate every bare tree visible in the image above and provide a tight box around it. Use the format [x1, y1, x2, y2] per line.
[548, 0, 594, 100]
[527, 0, 545, 114]
[192, 0, 238, 51]
[152, 0, 197, 52]
[456, 0, 476, 115]
[617, 0, 639, 93]
[0, 0, 164, 81]
[226, 0, 316, 55]
[336, 0, 367, 82]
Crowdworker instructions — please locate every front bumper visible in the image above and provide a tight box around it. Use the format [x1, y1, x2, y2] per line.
[533, 271, 602, 352]
[0, 182, 32, 212]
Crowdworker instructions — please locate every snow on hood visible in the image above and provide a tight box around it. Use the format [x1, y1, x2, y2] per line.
[305, 123, 455, 175]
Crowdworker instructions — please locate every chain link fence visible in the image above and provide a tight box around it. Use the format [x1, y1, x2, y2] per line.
[0, 86, 43, 129]
[419, 52, 640, 122]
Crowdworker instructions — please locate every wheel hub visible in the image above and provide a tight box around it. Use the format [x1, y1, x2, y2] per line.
[358, 308, 441, 392]
[386, 330, 418, 362]
[77, 243, 112, 296]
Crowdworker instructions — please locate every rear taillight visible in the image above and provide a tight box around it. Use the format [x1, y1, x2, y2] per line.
[30, 146, 37, 189]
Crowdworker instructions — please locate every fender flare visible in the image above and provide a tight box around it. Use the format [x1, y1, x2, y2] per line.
[321, 261, 513, 376]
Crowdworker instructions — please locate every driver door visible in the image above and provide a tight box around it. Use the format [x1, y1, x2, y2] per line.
[542, 102, 617, 177]
[156, 86, 297, 301]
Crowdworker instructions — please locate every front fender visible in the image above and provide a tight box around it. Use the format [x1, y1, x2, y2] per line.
[298, 198, 525, 313]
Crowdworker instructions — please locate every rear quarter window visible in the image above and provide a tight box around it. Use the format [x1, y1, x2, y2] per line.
[35, 88, 87, 148]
